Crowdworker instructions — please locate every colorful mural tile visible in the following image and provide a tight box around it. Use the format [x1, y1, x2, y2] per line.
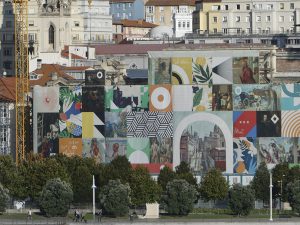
[82, 87, 105, 112]
[256, 111, 281, 137]
[232, 57, 259, 84]
[149, 84, 172, 112]
[105, 138, 127, 163]
[127, 138, 150, 163]
[282, 111, 300, 137]
[258, 137, 299, 165]
[192, 57, 213, 85]
[59, 86, 82, 138]
[172, 57, 193, 84]
[82, 138, 105, 164]
[33, 86, 60, 113]
[281, 84, 300, 110]
[172, 85, 212, 111]
[82, 112, 105, 138]
[211, 57, 233, 84]
[233, 84, 281, 111]
[85, 69, 105, 85]
[212, 85, 233, 111]
[59, 138, 82, 156]
[233, 111, 256, 137]
[149, 137, 173, 163]
[105, 112, 127, 138]
[148, 58, 171, 84]
[233, 137, 257, 174]
[105, 85, 149, 112]
[127, 112, 173, 138]
[37, 113, 59, 157]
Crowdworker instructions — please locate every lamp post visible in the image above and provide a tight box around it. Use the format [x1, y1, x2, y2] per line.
[267, 163, 276, 222]
[92, 175, 96, 221]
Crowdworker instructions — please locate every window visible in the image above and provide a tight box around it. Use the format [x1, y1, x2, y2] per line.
[187, 21, 190, 28]
[257, 28, 261, 34]
[117, 3, 120, 8]
[171, 6, 177, 13]
[128, 3, 132, 7]
[183, 21, 185, 28]
[247, 28, 251, 34]
[225, 5, 228, 10]
[279, 16, 284, 22]
[267, 4, 273, 10]
[5, 9, 12, 14]
[123, 4, 126, 10]
[117, 12, 120, 17]
[178, 21, 181, 28]
[213, 17, 218, 23]
[237, 4, 240, 10]
[223, 16, 227, 22]
[128, 12, 132, 17]
[29, 21, 34, 26]
[28, 33, 35, 41]
[290, 15, 294, 22]
[3, 48, 12, 56]
[160, 16, 164, 22]
[280, 3, 284, 9]
[256, 16, 261, 22]
[246, 16, 250, 22]
[146, 6, 154, 13]
[212, 5, 220, 10]
[223, 28, 228, 34]
[290, 3, 295, 9]
[266, 16, 271, 22]
[74, 21, 79, 27]
[3, 61, 12, 69]
[49, 25, 54, 44]
[246, 4, 250, 10]
[213, 28, 217, 33]
[266, 27, 271, 34]
[159, 6, 164, 12]
[236, 16, 240, 22]
[5, 21, 12, 28]
[122, 13, 126, 19]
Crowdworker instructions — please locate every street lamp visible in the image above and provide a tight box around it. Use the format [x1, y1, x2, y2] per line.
[267, 163, 276, 222]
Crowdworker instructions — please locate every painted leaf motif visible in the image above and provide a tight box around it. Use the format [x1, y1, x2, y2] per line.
[193, 88, 203, 107]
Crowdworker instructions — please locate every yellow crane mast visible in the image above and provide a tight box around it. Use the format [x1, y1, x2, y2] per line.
[13, 0, 29, 165]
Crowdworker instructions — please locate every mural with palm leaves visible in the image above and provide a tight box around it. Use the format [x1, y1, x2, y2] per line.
[192, 63, 213, 87]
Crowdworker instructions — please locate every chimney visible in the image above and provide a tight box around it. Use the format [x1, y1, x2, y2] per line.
[37, 59, 42, 69]
[51, 72, 58, 81]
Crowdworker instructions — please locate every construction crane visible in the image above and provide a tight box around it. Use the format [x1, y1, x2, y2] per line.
[13, 0, 29, 165]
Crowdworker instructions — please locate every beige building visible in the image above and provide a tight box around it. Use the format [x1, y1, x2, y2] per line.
[145, 0, 196, 34]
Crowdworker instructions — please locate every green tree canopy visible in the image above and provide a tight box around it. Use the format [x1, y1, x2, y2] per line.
[162, 179, 197, 215]
[157, 166, 176, 191]
[130, 166, 161, 206]
[99, 179, 131, 217]
[228, 184, 255, 216]
[175, 162, 197, 187]
[251, 162, 270, 203]
[199, 168, 228, 202]
[39, 178, 73, 217]
[0, 183, 9, 213]
[286, 180, 300, 214]
[272, 163, 289, 200]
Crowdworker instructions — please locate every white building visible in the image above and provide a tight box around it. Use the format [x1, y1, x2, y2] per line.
[173, 10, 193, 38]
[0, 0, 113, 76]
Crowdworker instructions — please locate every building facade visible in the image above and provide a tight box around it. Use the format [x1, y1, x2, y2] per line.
[193, 0, 300, 35]
[110, 0, 145, 21]
[0, 0, 112, 76]
[145, 0, 196, 35]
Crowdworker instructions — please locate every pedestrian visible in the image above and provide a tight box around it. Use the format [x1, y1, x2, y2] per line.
[28, 208, 32, 220]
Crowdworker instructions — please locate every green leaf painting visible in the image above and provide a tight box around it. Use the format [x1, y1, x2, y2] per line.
[192, 63, 213, 84]
[193, 88, 203, 107]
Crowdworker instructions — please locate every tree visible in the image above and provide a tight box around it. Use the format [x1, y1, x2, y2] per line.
[199, 168, 228, 202]
[157, 166, 176, 191]
[39, 178, 73, 217]
[228, 184, 255, 216]
[0, 183, 9, 213]
[272, 163, 289, 200]
[130, 166, 161, 206]
[175, 162, 197, 187]
[251, 162, 270, 203]
[99, 180, 131, 217]
[162, 179, 197, 215]
[286, 180, 300, 214]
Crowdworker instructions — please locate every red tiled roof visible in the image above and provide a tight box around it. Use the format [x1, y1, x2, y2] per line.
[0, 77, 16, 102]
[30, 64, 78, 86]
[61, 51, 86, 60]
[145, 0, 196, 6]
[116, 19, 158, 28]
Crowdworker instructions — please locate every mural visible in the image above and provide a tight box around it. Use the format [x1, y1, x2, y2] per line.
[32, 51, 300, 178]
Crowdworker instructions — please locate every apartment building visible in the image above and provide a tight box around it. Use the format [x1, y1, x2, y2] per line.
[145, 0, 196, 36]
[193, 0, 300, 35]
[0, 0, 112, 76]
[110, 0, 145, 21]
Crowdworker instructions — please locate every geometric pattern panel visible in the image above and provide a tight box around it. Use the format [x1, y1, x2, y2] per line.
[127, 112, 173, 138]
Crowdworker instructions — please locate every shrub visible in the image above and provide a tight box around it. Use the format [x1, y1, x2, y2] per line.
[0, 183, 9, 213]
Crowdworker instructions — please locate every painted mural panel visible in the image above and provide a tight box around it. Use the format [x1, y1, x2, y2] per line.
[82, 112, 105, 139]
[212, 85, 232, 111]
[33, 86, 60, 113]
[59, 86, 82, 138]
[149, 137, 173, 164]
[233, 111, 256, 137]
[82, 87, 105, 112]
[172, 85, 212, 111]
[174, 112, 232, 173]
[59, 138, 82, 156]
[105, 85, 149, 112]
[149, 84, 172, 112]
[282, 111, 300, 137]
[85, 69, 105, 86]
[258, 137, 299, 165]
[233, 84, 281, 111]
[127, 138, 150, 164]
[105, 112, 127, 138]
[82, 138, 105, 163]
[233, 137, 257, 174]
[172, 57, 193, 84]
[233, 57, 259, 84]
[148, 58, 171, 84]
[105, 138, 127, 163]
[211, 57, 233, 84]
[37, 113, 59, 157]
[127, 112, 173, 138]
[281, 84, 300, 110]
[192, 57, 212, 85]
[256, 111, 281, 137]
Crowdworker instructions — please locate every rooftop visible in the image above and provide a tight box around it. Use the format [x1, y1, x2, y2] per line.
[0, 77, 16, 102]
[145, 0, 196, 6]
[115, 19, 158, 28]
